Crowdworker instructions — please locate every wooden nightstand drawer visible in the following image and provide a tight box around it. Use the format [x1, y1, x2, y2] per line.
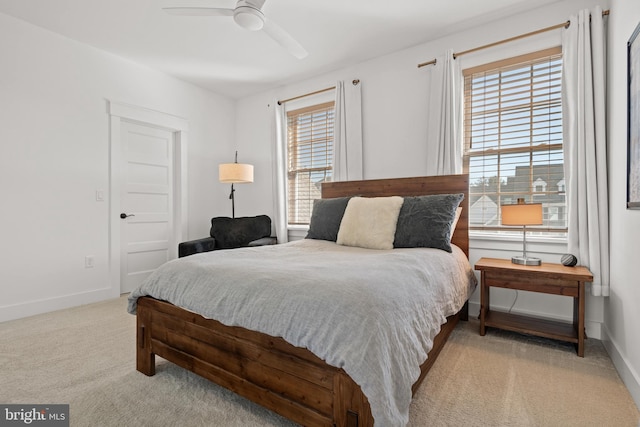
[482, 271, 580, 297]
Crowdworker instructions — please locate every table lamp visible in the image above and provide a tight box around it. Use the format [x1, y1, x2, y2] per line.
[219, 151, 253, 218]
[501, 198, 543, 266]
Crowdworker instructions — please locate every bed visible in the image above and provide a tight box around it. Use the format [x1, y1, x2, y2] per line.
[128, 174, 474, 427]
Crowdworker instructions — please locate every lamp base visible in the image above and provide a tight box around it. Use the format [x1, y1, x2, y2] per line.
[511, 256, 541, 266]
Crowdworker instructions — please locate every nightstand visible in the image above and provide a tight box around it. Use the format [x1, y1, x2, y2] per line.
[475, 257, 593, 357]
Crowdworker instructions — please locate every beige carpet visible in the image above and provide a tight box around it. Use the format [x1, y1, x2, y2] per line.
[0, 296, 638, 427]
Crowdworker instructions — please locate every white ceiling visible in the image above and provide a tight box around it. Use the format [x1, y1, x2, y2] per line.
[0, 0, 563, 99]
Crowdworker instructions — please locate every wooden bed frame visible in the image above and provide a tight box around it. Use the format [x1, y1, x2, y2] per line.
[136, 174, 470, 427]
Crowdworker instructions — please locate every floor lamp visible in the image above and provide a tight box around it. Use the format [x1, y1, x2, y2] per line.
[501, 198, 543, 266]
[219, 151, 253, 218]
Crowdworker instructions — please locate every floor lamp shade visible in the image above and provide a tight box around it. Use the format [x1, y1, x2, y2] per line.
[219, 160, 253, 218]
[501, 199, 543, 266]
[219, 163, 254, 183]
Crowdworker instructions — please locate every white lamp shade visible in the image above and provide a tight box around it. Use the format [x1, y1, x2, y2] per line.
[219, 163, 254, 184]
[501, 203, 543, 226]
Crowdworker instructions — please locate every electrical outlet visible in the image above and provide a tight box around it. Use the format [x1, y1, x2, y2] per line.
[85, 256, 94, 268]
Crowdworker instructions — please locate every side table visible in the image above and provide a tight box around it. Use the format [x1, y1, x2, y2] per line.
[475, 257, 593, 357]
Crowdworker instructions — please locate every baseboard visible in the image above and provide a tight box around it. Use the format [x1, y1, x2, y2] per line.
[0, 288, 116, 323]
[602, 326, 640, 411]
[467, 301, 603, 340]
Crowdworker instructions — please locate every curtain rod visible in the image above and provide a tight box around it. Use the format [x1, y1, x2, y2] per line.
[417, 9, 609, 68]
[277, 79, 361, 105]
[277, 86, 334, 105]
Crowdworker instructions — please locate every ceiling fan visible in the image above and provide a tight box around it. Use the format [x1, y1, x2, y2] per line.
[163, 0, 308, 59]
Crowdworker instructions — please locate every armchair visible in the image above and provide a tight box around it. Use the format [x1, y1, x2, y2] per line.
[178, 215, 276, 257]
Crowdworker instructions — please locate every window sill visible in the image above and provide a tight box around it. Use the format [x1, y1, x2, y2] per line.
[288, 225, 309, 241]
[288, 225, 309, 231]
[470, 231, 567, 245]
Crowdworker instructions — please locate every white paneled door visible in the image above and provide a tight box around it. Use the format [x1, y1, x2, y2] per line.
[119, 121, 174, 293]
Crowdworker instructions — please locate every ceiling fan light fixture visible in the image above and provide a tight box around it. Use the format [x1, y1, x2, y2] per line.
[234, 6, 264, 31]
[164, 0, 307, 58]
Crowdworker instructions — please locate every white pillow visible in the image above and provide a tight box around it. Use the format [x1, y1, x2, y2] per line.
[336, 196, 404, 250]
[450, 207, 462, 240]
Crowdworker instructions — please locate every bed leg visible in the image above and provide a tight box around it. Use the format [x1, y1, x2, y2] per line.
[333, 371, 373, 427]
[136, 308, 155, 376]
[460, 301, 469, 322]
[346, 410, 359, 427]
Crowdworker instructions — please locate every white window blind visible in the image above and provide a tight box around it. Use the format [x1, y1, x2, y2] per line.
[286, 101, 335, 225]
[463, 47, 566, 234]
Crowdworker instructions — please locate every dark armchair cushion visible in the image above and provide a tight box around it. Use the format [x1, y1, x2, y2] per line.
[210, 215, 272, 249]
[178, 237, 216, 258]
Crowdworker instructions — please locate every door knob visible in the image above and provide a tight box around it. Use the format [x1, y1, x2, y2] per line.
[120, 213, 135, 219]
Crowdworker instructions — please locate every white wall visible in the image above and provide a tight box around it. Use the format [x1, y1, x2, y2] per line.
[236, 0, 609, 337]
[0, 12, 235, 322]
[605, 0, 640, 409]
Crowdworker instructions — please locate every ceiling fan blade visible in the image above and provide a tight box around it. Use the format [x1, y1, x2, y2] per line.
[163, 7, 234, 17]
[262, 19, 308, 59]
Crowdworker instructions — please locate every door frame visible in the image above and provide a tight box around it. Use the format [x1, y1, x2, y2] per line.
[108, 101, 189, 296]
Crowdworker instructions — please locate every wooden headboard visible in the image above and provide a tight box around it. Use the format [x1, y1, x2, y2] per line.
[321, 174, 469, 257]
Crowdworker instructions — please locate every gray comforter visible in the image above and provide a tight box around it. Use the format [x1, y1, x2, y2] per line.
[128, 239, 477, 426]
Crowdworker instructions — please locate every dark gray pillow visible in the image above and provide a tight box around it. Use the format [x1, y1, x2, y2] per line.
[393, 193, 464, 252]
[305, 197, 351, 242]
[210, 215, 271, 249]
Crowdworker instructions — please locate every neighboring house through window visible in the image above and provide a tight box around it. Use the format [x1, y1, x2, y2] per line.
[286, 101, 335, 225]
[463, 47, 567, 235]
[557, 178, 565, 193]
[533, 178, 547, 192]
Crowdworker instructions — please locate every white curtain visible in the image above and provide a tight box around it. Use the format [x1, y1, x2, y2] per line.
[425, 49, 462, 176]
[332, 80, 363, 181]
[562, 6, 609, 296]
[271, 102, 289, 243]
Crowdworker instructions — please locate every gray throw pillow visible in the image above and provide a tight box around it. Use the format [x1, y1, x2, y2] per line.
[393, 193, 464, 252]
[305, 197, 351, 242]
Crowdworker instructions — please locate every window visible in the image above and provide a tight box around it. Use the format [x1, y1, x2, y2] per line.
[463, 47, 566, 234]
[533, 178, 547, 192]
[286, 101, 335, 225]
